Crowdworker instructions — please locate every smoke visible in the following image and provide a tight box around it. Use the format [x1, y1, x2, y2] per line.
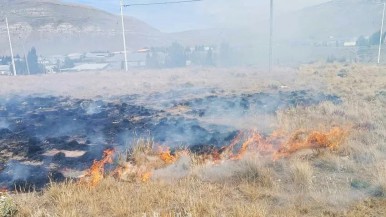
[152, 155, 191, 181]
[0, 161, 32, 182]
[62, 0, 329, 32]
[80, 100, 103, 115]
[0, 119, 9, 129]
[194, 160, 240, 182]
[198, 0, 329, 29]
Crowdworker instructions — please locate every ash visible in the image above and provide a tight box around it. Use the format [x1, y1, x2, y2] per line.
[0, 88, 340, 190]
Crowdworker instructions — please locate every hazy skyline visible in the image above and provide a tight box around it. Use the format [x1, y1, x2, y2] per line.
[62, 0, 331, 32]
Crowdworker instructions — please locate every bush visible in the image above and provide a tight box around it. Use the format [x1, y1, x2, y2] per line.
[0, 194, 17, 217]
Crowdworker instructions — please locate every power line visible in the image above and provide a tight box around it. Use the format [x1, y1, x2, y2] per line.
[5, 17, 17, 76]
[378, 2, 385, 64]
[120, 0, 129, 71]
[269, 0, 273, 73]
[120, 0, 203, 72]
[123, 0, 203, 7]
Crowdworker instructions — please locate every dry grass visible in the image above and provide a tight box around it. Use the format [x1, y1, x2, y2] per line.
[289, 160, 313, 192]
[3, 63, 386, 216]
[14, 178, 270, 217]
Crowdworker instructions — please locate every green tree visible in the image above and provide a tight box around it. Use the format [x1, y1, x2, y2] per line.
[369, 31, 386, 45]
[27, 47, 41, 74]
[356, 36, 369, 47]
[146, 48, 160, 68]
[205, 48, 214, 66]
[9, 55, 29, 75]
[219, 43, 233, 67]
[63, 57, 75, 68]
[167, 42, 186, 67]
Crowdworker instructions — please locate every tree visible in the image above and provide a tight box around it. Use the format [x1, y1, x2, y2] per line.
[27, 47, 41, 74]
[205, 48, 214, 66]
[356, 35, 369, 47]
[219, 43, 232, 67]
[9, 55, 29, 75]
[15, 60, 27, 75]
[369, 31, 386, 45]
[146, 48, 160, 68]
[63, 57, 75, 68]
[167, 42, 186, 67]
[1, 56, 11, 65]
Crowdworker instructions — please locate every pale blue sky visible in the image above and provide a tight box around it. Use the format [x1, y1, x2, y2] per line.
[62, 0, 330, 32]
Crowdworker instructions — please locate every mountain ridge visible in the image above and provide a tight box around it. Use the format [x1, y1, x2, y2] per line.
[0, 0, 167, 55]
[1, 0, 385, 55]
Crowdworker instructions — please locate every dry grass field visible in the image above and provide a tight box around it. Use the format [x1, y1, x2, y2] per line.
[1, 63, 386, 217]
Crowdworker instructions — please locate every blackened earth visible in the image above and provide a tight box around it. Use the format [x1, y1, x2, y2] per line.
[0, 89, 341, 190]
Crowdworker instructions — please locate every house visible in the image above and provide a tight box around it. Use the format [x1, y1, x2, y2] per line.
[44, 65, 57, 74]
[45, 55, 66, 65]
[0, 65, 10, 75]
[127, 52, 147, 67]
[63, 63, 109, 72]
[84, 51, 112, 62]
[343, 38, 357, 47]
[67, 53, 85, 61]
[137, 48, 150, 53]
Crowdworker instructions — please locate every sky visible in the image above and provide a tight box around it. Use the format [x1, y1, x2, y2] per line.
[62, 0, 331, 32]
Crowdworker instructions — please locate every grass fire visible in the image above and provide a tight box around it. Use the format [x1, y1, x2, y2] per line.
[0, 64, 385, 216]
[81, 127, 349, 187]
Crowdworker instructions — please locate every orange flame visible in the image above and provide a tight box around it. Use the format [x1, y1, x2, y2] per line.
[81, 148, 114, 186]
[273, 127, 347, 159]
[230, 132, 261, 160]
[158, 146, 177, 164]
[141, 172, 152, 182]
[80, 127, 348, 185]
[0, 187, 8, 193]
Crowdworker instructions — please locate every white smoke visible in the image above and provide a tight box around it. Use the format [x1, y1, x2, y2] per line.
[152, 156, 191, 182]
[0, 119, 9, 129]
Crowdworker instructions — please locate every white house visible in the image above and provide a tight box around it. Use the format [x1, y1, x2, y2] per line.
[0, 65, 10, 75]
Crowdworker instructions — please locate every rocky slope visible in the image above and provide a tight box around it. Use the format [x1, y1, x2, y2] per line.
[0, 0, 168, 54]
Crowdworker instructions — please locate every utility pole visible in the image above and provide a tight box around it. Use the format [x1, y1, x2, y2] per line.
[269, 0, 273, 73]
[23, 44, 31, 75]
[378, 2, 386, 64]
[120, 0, 129, 71]
[6, 17, 17, 76]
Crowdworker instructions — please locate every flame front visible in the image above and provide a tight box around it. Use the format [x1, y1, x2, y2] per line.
[158, 146, 177, 164]
[81, 127, 348, 186]
[81, 148, 114, 187]
[273, 127, 347, 159]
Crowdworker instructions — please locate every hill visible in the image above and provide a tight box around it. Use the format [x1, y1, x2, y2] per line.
[1, 0, 385, 57]
[276, 0, 385, 40]
[175, 0, 386, 44]
[0, 0, 168, 55]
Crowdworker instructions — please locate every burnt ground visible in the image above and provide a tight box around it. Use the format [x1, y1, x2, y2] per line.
[0, 88, 341, 190]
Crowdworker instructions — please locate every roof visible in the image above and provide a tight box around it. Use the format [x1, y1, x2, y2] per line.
[70, 63, 109, 71]
[67, 53, 84, 58]
[127, 53, 147, 62]
[0, 65, 10, 71]
[343, 41, 356, 47]
[137, 48, 150, 53]
[85, 52, 111, 58]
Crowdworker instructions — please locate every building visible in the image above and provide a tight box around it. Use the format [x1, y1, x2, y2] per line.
[84, 51, 112, 62]
[62, 63, 109, 72]
[0, 65, 10, 75]
[127, 52, 147, 67]
[344, 41, 357, 47]
[67, 53, 85, 61]
[44, 55, 66, 65]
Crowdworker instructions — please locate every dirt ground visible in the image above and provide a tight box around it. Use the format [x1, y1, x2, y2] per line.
[0, 67, 299, 98]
